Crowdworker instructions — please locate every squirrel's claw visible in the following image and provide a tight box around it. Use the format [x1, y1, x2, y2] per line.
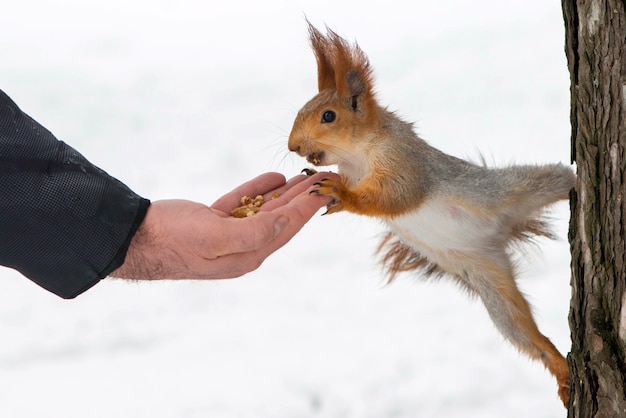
[310, 178, 335, 195]
[322, 198, 342, 215]
[310, 178, 345, 214]
[301, 168, 318, 176]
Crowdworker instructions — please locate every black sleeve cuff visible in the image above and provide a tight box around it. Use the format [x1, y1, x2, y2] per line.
[98, 197, 151, 282]
[65, 197, 152, 299]
[0, 89, 152, 299]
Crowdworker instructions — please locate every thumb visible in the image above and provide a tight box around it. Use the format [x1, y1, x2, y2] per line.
[216, 213, 290, 256]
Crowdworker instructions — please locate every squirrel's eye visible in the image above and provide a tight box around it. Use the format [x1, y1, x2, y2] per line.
[321, 110, 336, 123]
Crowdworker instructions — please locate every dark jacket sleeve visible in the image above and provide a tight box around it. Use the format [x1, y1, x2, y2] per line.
[0, 89, 150, 298]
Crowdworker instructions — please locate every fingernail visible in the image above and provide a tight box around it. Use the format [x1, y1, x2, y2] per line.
[274, 216, 289, 237]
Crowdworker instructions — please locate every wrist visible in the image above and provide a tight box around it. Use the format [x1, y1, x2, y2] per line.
[111, 203, 163, 280]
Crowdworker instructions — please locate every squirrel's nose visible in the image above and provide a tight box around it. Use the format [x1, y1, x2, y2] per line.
[288, 144, 300, 153]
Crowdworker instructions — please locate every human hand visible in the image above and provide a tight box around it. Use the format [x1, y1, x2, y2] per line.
[111, 171, 338, 281]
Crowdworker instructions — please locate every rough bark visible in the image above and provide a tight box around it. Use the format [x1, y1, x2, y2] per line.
[562, 0, 626, 416]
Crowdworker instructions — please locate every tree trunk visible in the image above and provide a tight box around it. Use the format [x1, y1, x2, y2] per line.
[562, 0, 626, 416]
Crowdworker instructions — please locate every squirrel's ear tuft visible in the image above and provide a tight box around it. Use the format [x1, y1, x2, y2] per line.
[306, 20, 375, 103]
[307, 20, 337, 92]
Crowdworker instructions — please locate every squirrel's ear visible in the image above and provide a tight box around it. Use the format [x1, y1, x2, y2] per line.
[306, 21, 375, 104]
[328, 30, 374, 111]
[346, 70, 367, 109]
[308, 21, 336, 92]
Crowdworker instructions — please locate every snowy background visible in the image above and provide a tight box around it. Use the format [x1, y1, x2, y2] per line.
[0, 1, 572, 417]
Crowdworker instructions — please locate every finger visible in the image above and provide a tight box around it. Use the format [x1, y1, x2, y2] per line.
[211, 172, 286, 213]
[253, 189, 332, 257]
[259, 171, 340, 212]
[273, 188, 332, 233]
[258, 173, 310, 205]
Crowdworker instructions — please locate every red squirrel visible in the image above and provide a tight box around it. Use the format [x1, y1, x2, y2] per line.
[288, 23, 574, 407]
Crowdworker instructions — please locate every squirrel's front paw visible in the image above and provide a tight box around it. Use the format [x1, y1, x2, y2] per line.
[310, 178, 345, 215]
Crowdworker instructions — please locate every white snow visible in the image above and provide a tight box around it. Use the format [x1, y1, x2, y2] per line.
[0, 1, 571, 416]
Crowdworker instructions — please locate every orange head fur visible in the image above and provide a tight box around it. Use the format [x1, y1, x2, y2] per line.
[288, 23, 381, 182]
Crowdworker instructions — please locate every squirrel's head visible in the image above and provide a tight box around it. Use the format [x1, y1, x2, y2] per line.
[288, 23, 379, 174]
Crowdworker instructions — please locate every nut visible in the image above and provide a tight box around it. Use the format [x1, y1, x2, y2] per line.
[231, 194, 265, 218]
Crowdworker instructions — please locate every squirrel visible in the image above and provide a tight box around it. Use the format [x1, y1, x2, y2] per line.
[288, 23, 574, 407]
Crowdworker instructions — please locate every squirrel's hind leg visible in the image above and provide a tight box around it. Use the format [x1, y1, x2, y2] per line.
[465, 254, 570, 407]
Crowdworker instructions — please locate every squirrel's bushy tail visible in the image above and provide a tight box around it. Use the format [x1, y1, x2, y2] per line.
[500, 163, 575, 244]
[503, 163, 575, 213]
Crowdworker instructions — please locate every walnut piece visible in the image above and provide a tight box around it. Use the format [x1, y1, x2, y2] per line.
[230, 194, 273, 218]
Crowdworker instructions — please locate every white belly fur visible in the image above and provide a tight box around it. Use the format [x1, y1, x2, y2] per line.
[386, 198, 499, 265]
